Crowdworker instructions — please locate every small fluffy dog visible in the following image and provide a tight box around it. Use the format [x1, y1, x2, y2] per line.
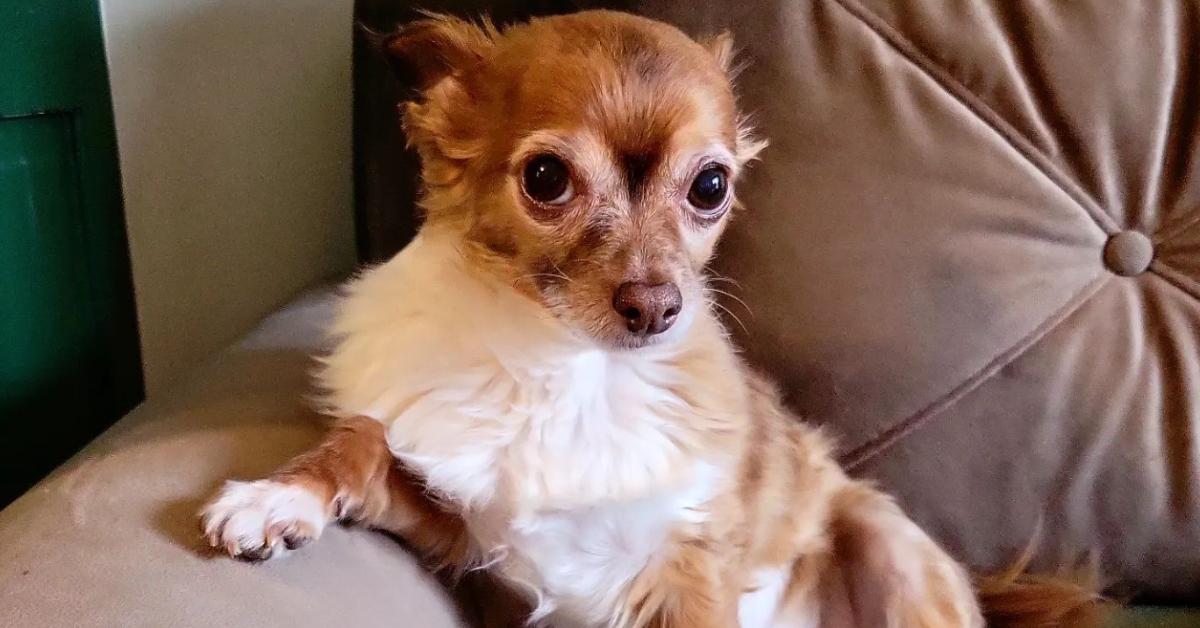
[202, 11, 1103, 628]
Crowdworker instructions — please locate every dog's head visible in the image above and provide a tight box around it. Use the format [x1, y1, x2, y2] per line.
[385, 10, 764, 349]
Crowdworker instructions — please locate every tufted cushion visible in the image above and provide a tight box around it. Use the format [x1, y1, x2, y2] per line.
[354, 0, 1200, 602]
[623, 0, 1200, 601]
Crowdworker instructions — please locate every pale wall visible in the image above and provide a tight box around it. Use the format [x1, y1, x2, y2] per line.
[99, 0, 357, 393]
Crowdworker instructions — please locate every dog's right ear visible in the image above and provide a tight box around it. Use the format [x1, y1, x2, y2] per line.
[382, 14, 497, 92]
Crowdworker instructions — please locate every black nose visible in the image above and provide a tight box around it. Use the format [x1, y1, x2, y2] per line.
[612, 281, 682, 336]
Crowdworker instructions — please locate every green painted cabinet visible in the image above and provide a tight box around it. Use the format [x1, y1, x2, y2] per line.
[1, 0, 142, 505]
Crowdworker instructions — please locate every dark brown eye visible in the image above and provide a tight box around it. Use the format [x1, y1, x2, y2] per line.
[687, 166, 728, 213]
[522, 154, 574, 205]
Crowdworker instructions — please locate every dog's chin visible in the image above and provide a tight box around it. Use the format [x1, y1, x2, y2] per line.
[604, 329, 666, 351]
[583, 314, 692, 352]
[549, 314, 664, 351]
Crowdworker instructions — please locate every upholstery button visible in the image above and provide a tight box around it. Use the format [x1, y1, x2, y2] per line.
[1103, 230, 1154, 276]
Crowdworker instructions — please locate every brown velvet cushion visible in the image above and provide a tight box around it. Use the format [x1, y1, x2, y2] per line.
[353, 0, 1200, 602]
[622, 0, 1200, 601]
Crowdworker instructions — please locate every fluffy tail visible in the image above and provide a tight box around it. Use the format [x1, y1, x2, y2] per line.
[974, 553, 1112, 628]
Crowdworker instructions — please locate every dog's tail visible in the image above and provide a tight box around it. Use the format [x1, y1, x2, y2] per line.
[973, 549, 1112, 628]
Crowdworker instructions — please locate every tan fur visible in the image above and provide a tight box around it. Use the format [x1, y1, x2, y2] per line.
[975, 551, 1109, 628]
[203, 11, 1108, 627]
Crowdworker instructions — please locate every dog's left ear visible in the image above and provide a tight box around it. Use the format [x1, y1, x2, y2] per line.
[702, 30, 739, 79]
[701, 30, 767, 163]
[383, 14, 497, 92]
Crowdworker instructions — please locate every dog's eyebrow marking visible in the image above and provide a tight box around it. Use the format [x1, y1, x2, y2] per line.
[622, 151, 657, 200]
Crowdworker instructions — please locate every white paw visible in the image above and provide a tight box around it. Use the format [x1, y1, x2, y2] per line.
[199, 480, 328, 561]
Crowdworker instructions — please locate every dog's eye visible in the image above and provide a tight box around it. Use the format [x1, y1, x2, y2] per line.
[687, 166, 728, 214]
[522, 154, 574, 205]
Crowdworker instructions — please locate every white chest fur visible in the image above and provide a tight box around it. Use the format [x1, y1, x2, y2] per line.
[390, 347, 718, 625]
[475, 463, 716, 626]
[318, 232, 728, 626]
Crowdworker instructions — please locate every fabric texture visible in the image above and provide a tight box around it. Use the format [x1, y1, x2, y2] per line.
[0, 289, 464, 628]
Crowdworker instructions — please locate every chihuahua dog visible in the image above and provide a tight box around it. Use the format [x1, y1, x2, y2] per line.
[201, 11, 1102, 628]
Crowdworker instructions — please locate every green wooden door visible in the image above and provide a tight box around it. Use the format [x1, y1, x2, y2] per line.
[1, 0, 143, 506]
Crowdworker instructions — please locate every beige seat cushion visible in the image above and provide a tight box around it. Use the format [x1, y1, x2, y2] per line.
[625, 0, 1200, 600]
[0, 289, 463, 627]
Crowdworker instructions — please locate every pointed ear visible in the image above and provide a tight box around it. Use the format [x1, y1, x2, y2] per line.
[735, 117, 768, 165]
[700, 30, 766, 163]
[383, 14, 497, 91]
[702, 30, 739, 78]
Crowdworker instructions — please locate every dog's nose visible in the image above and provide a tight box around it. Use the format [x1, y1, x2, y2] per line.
[612, 281, 682, 336]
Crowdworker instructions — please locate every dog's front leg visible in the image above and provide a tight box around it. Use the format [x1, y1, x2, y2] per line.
[199, 416, 469, 566]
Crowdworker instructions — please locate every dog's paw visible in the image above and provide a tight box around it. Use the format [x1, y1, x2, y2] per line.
[199, 480, 328, 561]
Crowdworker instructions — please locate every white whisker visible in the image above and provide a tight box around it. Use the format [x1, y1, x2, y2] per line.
[707, 287, 754, 320]
[710, 299, 749, 335]
[703, 266, 743, 289]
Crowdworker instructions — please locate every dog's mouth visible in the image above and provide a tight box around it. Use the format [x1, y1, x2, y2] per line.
[606, 326, 671, 351]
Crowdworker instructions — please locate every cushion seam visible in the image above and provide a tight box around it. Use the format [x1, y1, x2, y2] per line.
[1150, 260, 1200, 301]
[1154, 209, 1200, 246]
[840, 272, 1111, 470]
[824, 0, 1118, 236]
